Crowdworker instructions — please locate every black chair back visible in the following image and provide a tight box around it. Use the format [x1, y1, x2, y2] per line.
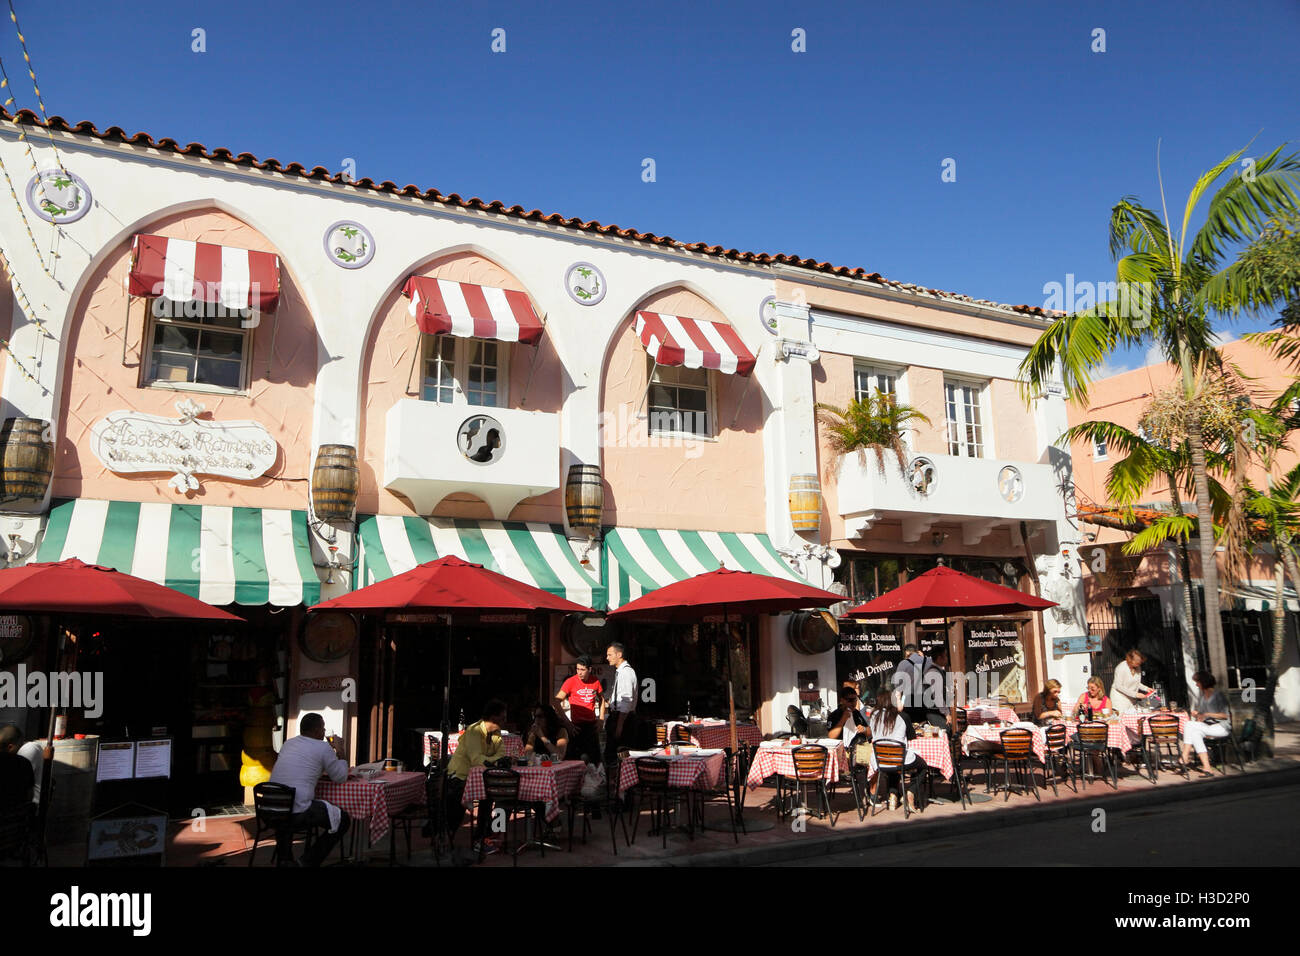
[634, 756, 671, 791]
[483, 768, 521, 802]
[252, 782, 296, 825]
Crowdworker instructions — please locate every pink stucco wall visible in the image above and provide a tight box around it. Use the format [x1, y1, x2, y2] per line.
[53, 209, 317, 508]
[599, 287, 765, 531]
[356, 252, 564, 520]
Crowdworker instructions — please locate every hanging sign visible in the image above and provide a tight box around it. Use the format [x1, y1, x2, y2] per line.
[89, 399, 277, 492]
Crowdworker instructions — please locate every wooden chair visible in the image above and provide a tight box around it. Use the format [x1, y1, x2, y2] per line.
[1074, 721, 1118, 789]
[870, 740, 925, 818]
[1143, 714, 1187, 783]
[670, 724, 693, 744]
[779, 744, 834, 826]
[1042, 723, 1077, 795]
[995, 728, 1040, 801]
[654, 723, 669, 747]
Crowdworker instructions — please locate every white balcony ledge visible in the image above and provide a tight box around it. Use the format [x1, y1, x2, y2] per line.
[384, 399, 560, 518]
[836, 451, 1060, 543]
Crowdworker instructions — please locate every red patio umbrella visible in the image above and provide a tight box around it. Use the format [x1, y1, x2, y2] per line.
[0, 557, 243, 620]
[605, 566, 844, 622]
[845, 565, 1056, 620]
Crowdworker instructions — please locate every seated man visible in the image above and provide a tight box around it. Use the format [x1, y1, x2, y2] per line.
[266, 713, 351, 867]
[444, 699, 507, 856]
[826, 687, 869, 745]
[0, 724, 36, 812]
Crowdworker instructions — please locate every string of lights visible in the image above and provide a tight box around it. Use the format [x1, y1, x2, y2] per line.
[7, 0, 65, 170]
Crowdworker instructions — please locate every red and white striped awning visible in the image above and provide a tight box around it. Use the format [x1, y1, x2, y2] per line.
[634, 311, 756, 376]
[402, 277, 544, 345]
[128, 234, 281, 312]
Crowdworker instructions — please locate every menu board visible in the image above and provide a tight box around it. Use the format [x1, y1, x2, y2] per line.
[134, 738, 172, 779]
[836, 624, 906, 702]
[96, 742, 136, 782]
[964, 620, 1026, 703]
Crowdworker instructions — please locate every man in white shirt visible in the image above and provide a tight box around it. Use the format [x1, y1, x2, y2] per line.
[267, 713, 351, 867]
[603, 642, 639, 762]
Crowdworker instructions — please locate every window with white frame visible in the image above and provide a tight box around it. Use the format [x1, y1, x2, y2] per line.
[944, 379, 986, 458]
[853, 363, 898, 403]
[1093, 436, 1108, 460]
[647, 362, 711, 437]
[421, 335, 507, 407]
[145, 298, 250, 391]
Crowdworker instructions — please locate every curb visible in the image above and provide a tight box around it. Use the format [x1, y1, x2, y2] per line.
[613, 760, 1300, 868]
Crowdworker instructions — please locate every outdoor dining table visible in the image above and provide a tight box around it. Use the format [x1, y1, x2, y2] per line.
[666, 720, 764, 751]
[617, 748, 726, 797]
[961, 723, 1049, 763]
[746, 740, 850, 787]
[315, 769, 427, 846]
[903, 731, 954, 781]
[461, 759, 586, 824]
[1051, 718, 1134, 753]
[423, 730, 524, 765]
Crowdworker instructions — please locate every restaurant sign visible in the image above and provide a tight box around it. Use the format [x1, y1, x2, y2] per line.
[964, 620, 1026, 703]
[89, 399, 277, 492]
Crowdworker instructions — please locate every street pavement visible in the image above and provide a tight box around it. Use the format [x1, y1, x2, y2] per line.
[767, 782, 1300, 866]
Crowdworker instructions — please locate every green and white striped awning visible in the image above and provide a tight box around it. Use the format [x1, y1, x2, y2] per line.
[603, 527, 811, 609]
[38, 499, 322, 607]
[357, 515, 606, 609]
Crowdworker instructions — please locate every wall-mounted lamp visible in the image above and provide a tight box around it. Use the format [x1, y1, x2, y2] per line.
[577, 535, 597, 568]
[5, 532, 33, 567]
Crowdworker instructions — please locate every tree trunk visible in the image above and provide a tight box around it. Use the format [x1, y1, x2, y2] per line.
[1271, 541, 1288, 674]
[1186, 412, 1228, 683]
[1167, 476, 1202, 663]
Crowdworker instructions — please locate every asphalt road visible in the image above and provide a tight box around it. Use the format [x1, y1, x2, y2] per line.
[766, 782, 1300, 866]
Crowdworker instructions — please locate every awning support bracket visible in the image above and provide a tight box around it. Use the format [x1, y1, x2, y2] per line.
[517, 313, 548, 408]
[728, 342, 761, 429]
[636, 360, 659, 420]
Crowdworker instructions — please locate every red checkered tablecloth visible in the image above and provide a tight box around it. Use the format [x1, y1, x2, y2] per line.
[315, 771, 426, 845]
[965, 705, 1020, 724]
[678, 722, 763, 751]
[424, 732, 524, 764]
[617, 751, 725, 796]
[961, 725, 1049, 763]
[905, 733, 953, 781]
[746, 743, 850, 787]
[462, 760, 586, 823]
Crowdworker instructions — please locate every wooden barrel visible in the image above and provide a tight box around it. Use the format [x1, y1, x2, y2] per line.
[311, 444, 359, 520]
[0, 417, 53, 502]
[42, 735, 98, 846]
[787, 609, 839, 655]
[565, 464, 603, 532]
[788, 474, 821, 533]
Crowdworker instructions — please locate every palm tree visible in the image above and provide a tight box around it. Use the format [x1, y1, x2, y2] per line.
[816, 390, 931, 476]
[1020, 144, 1300, 683]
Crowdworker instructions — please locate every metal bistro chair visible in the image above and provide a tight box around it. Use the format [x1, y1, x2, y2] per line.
[571, 758, 630, 855]
[734, 743, 759, 833]
[478, 768, 537, 865]
[994, 728, 1040, 801]
[248, 782, 337, 867]
[1042, 723, 1077, 795]
[1074, 721, 1118, 789]
[388, 764, 443, 865]
[670, 724, 693, 744]
[654, 723, 669, 747]
[693, 748, 740, 843]
[1143, 714, 1188, 783]
[954, 707, 996, 795]
[1203, 699, 1247, 774]
[848, 738, 875, 821]
[779, 744, 835, 826]
[629, 756, 687, 849]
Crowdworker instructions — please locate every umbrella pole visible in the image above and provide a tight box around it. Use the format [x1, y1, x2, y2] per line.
[37, 625, 70, 863]
[435, 621, 453, 859]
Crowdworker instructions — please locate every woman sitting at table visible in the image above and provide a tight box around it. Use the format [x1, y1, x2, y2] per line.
[523, 704, 569, 760]
[1031, 679, 1065, 724]
[867, 689, 928, 813]
[1180, 670, 1230, 777]
[1072, 676, 1112, 720]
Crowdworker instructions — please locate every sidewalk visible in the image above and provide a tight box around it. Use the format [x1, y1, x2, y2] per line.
[41, 721, 1300, 867]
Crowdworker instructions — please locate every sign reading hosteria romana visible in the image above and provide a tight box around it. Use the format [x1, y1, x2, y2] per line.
[89, 398, 277, 492]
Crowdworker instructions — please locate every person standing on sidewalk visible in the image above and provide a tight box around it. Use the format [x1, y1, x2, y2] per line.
[603, 643, 638, 762]
[556, 655, 603, 763]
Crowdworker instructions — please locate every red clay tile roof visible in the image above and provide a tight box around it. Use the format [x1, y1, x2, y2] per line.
[2, 108, 1058, 319]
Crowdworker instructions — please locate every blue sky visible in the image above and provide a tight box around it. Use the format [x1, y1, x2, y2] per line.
[7, 0, 1299, 374]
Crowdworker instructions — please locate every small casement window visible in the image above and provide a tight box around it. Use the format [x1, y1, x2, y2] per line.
[421, 335, 507, 407]
[1093, 437, 1108, 460]
[944, 379, 986, 458]
[647, 363, 711, 437]
[145, 298, 250, 391]
[853, 364, 897, 402]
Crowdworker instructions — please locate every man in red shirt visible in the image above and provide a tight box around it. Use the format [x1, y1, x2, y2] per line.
[556, 656, 604, 763]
